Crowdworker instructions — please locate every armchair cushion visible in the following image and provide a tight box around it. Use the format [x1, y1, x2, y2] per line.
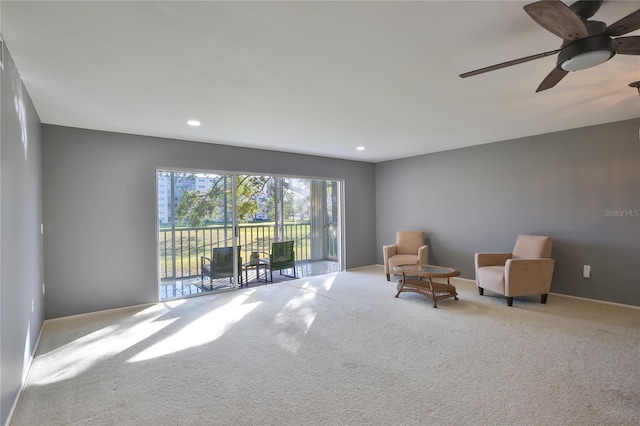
[396, 231, 425, 254]
[512, 235, 552, 259]
[475, 252, 512, 268]
[476, 265, 506, 294]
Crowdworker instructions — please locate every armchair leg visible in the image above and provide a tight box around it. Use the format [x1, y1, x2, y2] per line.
[507, 297, 513, 307]
[541, 294, 548, 304]
[478, 287, 484, 296]
[386, 274, 390, 281]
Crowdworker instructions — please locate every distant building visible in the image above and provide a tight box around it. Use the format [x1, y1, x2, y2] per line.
[158, 173, 216, 225]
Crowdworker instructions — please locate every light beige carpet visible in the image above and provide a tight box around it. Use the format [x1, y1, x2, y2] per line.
[11, 266, 640, 425]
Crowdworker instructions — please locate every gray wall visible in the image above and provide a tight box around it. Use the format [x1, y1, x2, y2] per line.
[0, 47, 44, 425]
[42, 125, 377, 319]
[376, 118, 640, 306]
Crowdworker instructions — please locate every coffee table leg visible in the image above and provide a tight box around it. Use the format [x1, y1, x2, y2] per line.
[448, 278, 459, 300]
[429, 278, 438, 308]
[395, 273, 405, 298]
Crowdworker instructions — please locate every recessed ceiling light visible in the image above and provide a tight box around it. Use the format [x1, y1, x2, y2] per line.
[356, 146, 365, 151]
[187, 120, 201, 127]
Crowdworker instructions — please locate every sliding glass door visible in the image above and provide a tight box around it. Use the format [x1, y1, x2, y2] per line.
[158, 171, 239, 299]
[158, 170, 342, 301]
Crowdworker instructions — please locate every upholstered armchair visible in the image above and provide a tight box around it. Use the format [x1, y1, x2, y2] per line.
[383, 230, 429, 281]
[475, 235, 555, 306]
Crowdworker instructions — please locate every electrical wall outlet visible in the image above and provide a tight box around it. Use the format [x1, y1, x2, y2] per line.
[583, 265, 591, 279]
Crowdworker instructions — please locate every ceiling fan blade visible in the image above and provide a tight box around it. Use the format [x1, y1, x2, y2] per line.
[614, 36, 640, 55]
[536, 67, 568, 92]
[524, 0, 588, 41]
[459, 49, 560, 78]
[606, 9, 640, 37]
[569, 0, 602, 21]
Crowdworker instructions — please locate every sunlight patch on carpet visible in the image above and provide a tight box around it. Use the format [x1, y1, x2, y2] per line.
[29, 314, 173, 386]
[304, 273, 336, 292]
[274, 288, 318, 354]
[128, 291, 261, 363]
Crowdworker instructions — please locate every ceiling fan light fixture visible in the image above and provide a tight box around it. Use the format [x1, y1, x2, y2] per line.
[560, 50, 614, 71]
[558, 36, 615, 72]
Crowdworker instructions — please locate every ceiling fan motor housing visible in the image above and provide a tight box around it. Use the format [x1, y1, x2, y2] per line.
[558, 35, 615, 72]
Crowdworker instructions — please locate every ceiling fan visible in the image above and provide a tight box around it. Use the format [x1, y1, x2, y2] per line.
[459, 0, 640, 92]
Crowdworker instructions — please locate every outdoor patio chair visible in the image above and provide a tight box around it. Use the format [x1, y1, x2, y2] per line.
[264, 241, 296, 282]
[201, 246, 243, 288]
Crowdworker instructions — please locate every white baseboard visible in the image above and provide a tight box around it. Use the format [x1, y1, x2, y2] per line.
[45, 302, 156, 324]
[549, 292, 640, 310]
[451, 277, 475, 285]
[348, 264, 384, 271]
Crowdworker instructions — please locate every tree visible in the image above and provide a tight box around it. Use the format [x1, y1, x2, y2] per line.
[176, 175, 272, 227]
[174, 174, 312, 227]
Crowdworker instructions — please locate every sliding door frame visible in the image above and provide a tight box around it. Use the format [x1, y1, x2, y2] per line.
[156, 167, 344, 301]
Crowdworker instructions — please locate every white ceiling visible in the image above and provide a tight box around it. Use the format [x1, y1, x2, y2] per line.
[2, 0, 639, 162]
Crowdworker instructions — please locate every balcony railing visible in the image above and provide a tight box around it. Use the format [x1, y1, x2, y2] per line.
[159, 223, 317, 279]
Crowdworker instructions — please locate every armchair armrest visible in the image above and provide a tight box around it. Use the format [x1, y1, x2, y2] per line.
[383, 244, 397, 260]
[382, 244, 398, 275]
[201, 256, 212, 265]
[417, 245, 429, 264]
[504, 258, 555, 296]
[475, 252, 512, 268]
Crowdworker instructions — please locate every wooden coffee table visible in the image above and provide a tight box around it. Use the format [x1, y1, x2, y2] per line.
[393, 264, 460, 308]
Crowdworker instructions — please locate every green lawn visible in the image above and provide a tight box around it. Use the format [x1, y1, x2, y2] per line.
[159, 223, 311, 278]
